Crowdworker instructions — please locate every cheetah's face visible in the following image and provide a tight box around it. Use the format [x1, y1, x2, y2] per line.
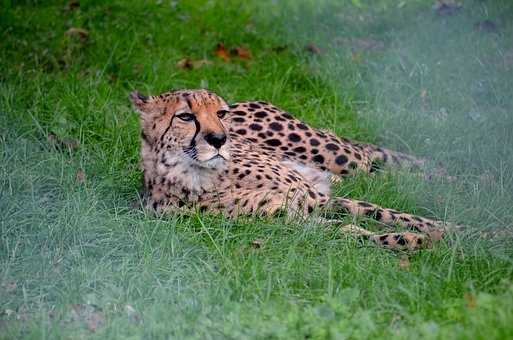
[131, 89, 230, 168]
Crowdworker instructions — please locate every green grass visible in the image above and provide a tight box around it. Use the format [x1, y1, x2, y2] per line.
[1, 0, 513, 338]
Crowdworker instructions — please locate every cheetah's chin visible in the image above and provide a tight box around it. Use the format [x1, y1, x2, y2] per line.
[201, 156, 227, 169]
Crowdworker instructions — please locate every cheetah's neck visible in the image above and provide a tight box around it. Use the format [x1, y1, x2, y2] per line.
[154, 150, 228, 201]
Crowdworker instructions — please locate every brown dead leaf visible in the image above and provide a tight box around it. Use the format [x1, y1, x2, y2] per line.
[231, 46, 252, 60]
[76, 169, 85, 183]
[305, 43, 322, 55]
[214, 43, 230, 61]
[61, 138, 79, 150]
[47, 133, 80, 151]
[65, 27, 89, 42]
[47, 132, 58, 144]
[464, 292, 476, 309]
[250, 239, 264, 249]
[176, 58, 212, 70]
[399, 255, 410, 270]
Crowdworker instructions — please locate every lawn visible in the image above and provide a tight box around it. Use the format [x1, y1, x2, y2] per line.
[1, 0, 513, 339]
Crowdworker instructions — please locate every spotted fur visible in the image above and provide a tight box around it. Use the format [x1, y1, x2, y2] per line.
[131, 89, 452, 250]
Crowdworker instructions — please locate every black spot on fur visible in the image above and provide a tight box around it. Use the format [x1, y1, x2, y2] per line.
[297, 123, 308, 130]
[395, 235, 407, 246]
[236, 129, 247, 135]
[293, 146, 306, 153]
[310, 138, 320, 146]
[269, 122, 283, 131]
[233, 117, 245, 123]
[249, 103, 261, 109]
[265, 139, 282, 146]
[335, 154, 348, 165]
[312, 154, 325, 164]
[255, 111, 267, 118]
[326, 143, 339, 151]
[249, 123, 263, 131]
[288, 133, 301, 142]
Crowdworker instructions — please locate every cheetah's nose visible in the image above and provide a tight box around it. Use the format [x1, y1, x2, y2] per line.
[204, 132, 227, 149]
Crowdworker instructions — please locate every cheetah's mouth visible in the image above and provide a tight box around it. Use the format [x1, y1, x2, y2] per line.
[208, 153, 226, 161]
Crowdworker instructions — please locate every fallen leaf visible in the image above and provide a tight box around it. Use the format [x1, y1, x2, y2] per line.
[305, 43, 322, 55]
[464, 292, 476, 309]
[76, 169, 85, 183]
[47, 133, 80, 151]
[433, 0, 462, 16]
[176, 58, 212, 70]
[251, 239, 264, 249]
[65, 27, 89, 42]
[214, 43, 230, 61]
[231, 46, 252, 60]
[61, 138, 79, 150]
[47, 132, 58, 144]
[399, 255, 410, 269]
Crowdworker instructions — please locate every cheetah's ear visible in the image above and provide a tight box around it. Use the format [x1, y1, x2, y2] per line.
[130, 91, 150, 112]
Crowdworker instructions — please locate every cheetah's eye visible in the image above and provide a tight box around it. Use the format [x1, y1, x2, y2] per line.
[217, 110, 228, 119]
[176, 113, 195, 122]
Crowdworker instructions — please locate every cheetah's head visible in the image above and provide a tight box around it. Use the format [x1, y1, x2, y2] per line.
[131, 89, 230, 169]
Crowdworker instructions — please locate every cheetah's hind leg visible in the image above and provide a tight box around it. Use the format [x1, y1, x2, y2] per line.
[327, 197, 451, 242]
[338, 224, 430, 251]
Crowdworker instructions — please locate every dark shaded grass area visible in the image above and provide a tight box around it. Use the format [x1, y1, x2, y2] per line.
[1, 0, 513, 338]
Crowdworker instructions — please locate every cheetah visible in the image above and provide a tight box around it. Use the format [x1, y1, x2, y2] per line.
[130, 89, 452, 250]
